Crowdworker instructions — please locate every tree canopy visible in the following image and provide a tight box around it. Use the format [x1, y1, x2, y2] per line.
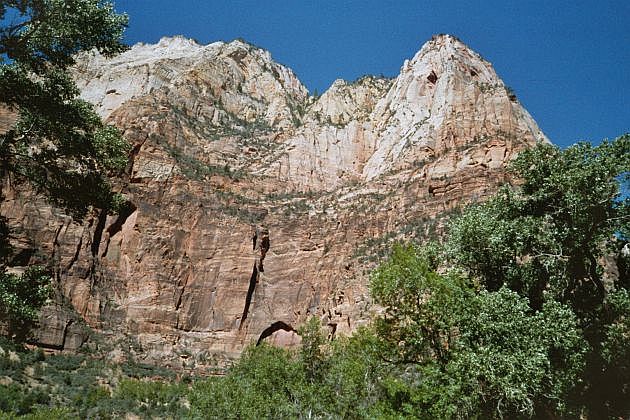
[434, 136, 629, 417]
[371, 244, 587, 417]
[1, 0, 130, 216]
[448, 137, 629, 312]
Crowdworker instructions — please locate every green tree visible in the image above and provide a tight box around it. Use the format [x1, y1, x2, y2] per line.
[189, 344, 308, 418]
[1, 0, 130, 216]
[0, 0, 129, 332]
[448, 137, 629, 310]
[188, 327, 400, 418]
[0, 266, 50, 331]
[446, 135, 630, 417]
[298, 316, 328, 384]
[370, 244, 587, 418]
[323, 328, 399, 418]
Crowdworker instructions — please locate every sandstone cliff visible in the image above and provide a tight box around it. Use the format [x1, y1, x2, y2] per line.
[1, 34, 548, 370]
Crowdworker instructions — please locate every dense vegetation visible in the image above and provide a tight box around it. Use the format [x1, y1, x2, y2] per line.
[0, 135, 627, 418]
[0, 1, 129, 331]
[0, 335, 190, 419]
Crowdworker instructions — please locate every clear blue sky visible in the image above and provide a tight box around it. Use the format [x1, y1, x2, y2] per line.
[113, 0, 629, 148]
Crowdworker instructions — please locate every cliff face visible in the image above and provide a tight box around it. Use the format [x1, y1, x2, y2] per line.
[1, 34, 548, 370]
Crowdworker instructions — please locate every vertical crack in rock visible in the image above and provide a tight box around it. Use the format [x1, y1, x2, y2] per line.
[327, 323, 337, 340]
[256, 321, 295, 345]
[101, 201, 137, 258]
[239, 226, 270, 329]
[51, 222, 66, 283]
[175, 272, 190, 312]
[91, 210, 107, 258]
[89, 210, 108, 283]
[60, 319, 74, 350]
[239, 263, 258, 329]
[175, 292, 183, 312]
[65, 236, 83, 271]
[256, 226, 269, 272]
[51, 223, 64, 261]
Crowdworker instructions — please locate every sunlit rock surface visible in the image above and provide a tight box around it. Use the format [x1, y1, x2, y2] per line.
[1, 34, 548, 371]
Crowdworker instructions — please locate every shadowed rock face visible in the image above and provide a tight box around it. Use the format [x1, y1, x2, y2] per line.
[1, 34, 548, 370]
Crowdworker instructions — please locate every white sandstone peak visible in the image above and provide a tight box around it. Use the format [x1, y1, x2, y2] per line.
[263, 34, 548, 189]
[73, 35, 308, 121]
[360, 33, 547, 181]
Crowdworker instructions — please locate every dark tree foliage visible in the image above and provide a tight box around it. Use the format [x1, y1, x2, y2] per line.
[0, 265, 51, 339]
[0, 1, 129, 331]
[0, 0, 127, 69]
[188, 326, 399, 419]
[298, 316, 329, 384]
[447, 135, 630, 417]
[0, 0, 130, 217]
[370, 245, 587, 418]
[449, 136, 629, 310]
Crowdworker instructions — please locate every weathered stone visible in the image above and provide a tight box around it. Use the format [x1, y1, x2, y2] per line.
[1, 34, 548, 369]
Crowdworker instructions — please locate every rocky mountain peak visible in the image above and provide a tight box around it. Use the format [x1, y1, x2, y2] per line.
[398, 34, 501, 95]
[361, 33, 547, 180]
[73, 36, 308, 128]
[148, 35, 203, 53]
[261, 33, 547, 190]
[305, 76, 393, 126]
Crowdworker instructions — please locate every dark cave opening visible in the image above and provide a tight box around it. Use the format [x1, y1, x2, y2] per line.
[256, 321, 295, 345]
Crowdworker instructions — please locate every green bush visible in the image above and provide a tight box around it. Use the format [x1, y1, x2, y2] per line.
[0, 384, 50, 416]
[370, 245, 587, 417]
[0, 267, 52, 330]
[190, 344, 305, 418]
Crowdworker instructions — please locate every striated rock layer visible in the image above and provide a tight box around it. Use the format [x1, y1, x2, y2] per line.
[2, 34, 548, 370]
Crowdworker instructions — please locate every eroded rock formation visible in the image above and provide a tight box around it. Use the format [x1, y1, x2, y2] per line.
[1, 34, 548, 370]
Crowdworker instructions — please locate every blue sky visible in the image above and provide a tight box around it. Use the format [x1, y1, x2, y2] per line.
[113, 0, 629, 148]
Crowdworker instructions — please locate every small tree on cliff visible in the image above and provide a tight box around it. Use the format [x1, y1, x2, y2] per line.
[0, 0, 130, 332]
